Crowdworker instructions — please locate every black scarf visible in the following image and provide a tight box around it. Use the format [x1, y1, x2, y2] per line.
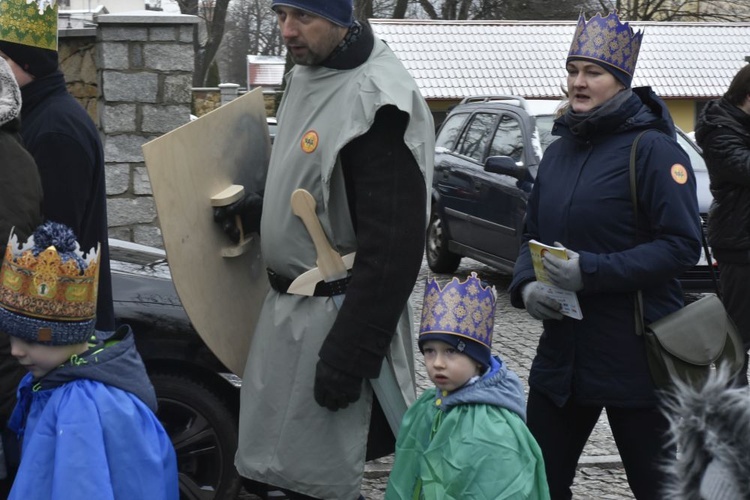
[565, 88, 634, 137]
[322, 20, 375, 70]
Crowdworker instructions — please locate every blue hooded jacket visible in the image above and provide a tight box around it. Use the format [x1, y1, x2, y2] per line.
[509, 87, 702, 407]
[6, 326, 178, 500]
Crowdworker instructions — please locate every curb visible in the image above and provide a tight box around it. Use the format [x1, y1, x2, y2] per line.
[577, 455, 623, 469]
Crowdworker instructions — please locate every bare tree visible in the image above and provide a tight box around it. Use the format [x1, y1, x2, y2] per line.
[353, 0, 750, 21]
[218, 0, 283, 85]
[587, 0, 750, 21]
[175, 0, 232, 86]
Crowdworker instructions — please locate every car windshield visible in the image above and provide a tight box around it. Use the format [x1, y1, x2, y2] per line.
[531, 115, 557, 160]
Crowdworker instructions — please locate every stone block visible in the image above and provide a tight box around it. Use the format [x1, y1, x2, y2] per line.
[67, 81, 98, 99]
[107, 197, 157, 226]
[134, 225, 164, 248]
[104, 134, 152, 163]
[105, 163, 131, 195]
[101, 104, 136, 134]
[179, 25, 194, 43]
[99, 42, 129, 70]
[130, 44, 144, 68]
[142, 104, 190, 135]
[108, 226, 132, 241]
[102, 71, 158, 103]
[133, 166, 153, 195]
[100, 27, 148, 42]
[164, 74, 192, 104]
[149, 26, 177, 42]
[144, 43, 194, 72]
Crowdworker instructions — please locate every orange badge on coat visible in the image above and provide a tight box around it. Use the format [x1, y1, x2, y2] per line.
[671, 164, 688, 185]
[301, 130, 319, 153]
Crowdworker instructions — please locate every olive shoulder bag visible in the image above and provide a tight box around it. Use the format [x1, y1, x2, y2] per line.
[630, 130, 744, 389]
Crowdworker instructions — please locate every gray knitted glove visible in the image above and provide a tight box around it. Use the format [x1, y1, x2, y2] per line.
[521, 281, 564, 321]
[544, 243, 583, 292]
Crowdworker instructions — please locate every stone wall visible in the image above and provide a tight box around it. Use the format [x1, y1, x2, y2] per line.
[59, 34, 98, 125]
[95, 12, 199, 247]
[59, 15, 280, 248]
[192, 86, 279, 118]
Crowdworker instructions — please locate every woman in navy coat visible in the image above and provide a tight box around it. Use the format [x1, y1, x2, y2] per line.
[509, 12, 701, 500]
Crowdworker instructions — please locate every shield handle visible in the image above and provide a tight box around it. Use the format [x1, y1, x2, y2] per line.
[211, 184, 255, 258]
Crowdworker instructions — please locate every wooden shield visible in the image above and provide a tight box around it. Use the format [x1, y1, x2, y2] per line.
[142, 88, 270, 376]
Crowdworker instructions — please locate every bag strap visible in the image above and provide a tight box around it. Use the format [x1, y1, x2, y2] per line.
[629, 131, 649, 337]
[630, 130, 720, 336]
[701, 224, 721, 299]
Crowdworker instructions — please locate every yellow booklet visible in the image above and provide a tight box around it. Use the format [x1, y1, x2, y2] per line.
[528, 239, 583, 320]
[529, 240, 568, 285]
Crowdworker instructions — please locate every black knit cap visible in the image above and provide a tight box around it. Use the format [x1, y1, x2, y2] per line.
[0, 41, 58, 79]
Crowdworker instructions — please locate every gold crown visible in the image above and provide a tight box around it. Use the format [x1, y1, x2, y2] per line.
[0, 0, 59, 51]
[0, 228, 99, 322]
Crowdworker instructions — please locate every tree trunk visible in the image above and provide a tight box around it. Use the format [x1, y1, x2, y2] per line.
[177, 0, 232, 86]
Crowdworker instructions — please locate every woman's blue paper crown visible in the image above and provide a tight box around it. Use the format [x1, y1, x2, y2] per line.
[419, 272, 496, 349]
[567, 12, 643, 81]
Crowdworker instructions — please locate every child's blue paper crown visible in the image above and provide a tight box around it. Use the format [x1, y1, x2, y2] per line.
[419, 272, 496, 350]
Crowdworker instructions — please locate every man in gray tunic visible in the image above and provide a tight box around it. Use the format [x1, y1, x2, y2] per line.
[214, 1, 434, 498]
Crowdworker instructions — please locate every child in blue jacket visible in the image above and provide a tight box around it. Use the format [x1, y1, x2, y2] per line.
[386, 273, 549, 499]
[0, 222, 178, 499]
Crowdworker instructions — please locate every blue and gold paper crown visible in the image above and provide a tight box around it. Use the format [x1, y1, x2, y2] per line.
[0, 222, 100, 345]
[419, 272, 496, 351]
[567, 12, 643, 86]
[0, 0, 59, 51]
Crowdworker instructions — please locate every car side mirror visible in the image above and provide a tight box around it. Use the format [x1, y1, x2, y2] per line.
[485, 155, 525, 179]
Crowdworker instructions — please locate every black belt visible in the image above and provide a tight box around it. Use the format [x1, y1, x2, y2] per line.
[267, 269, 351, 297]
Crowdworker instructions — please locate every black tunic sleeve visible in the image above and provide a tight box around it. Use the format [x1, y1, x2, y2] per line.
[318, 105, 426, 378]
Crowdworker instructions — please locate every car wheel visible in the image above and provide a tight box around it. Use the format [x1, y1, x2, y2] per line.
[426, 207, 461, 273]
[151, 372, 242, 500]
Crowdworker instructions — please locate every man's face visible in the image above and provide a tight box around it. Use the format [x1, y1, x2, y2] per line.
[0, 50, 33, 87]
[274, 6, 348, 66]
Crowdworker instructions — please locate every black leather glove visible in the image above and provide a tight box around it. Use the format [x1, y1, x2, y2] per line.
[313, 359, 363, 411]
[213, 190, 263, 243]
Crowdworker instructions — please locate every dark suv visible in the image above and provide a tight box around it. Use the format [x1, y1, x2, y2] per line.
[427, 95, 716, 292]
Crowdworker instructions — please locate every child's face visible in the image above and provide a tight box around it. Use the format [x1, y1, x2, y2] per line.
[9, 336, 85, 379]
[422, 339, 481, 393]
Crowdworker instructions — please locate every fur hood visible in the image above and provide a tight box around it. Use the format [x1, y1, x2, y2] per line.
[662, 367, 750, 499]
[0, 57, 21, 127]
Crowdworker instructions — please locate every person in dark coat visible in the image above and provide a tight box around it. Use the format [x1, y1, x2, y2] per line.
[694, 64, 750, 385]
[0, 55, 43, 497]
[508, 12, 702, 499]
[0, 0, 114, 333]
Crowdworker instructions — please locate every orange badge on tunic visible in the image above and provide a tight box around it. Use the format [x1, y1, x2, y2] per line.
[671, 164, 688, 185]
[301, 130, 319, 153]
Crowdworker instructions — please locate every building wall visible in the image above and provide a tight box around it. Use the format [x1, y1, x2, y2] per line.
[666, 99, 699, 133]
